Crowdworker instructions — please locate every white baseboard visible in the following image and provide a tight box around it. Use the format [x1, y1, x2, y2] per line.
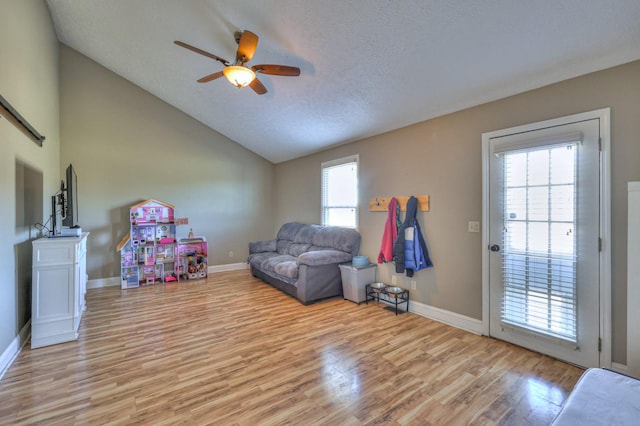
[410, 300, 484, 335]
[611, 362, 627, 374]
[208, 262, 249, 273]
[0, 320, 31, 381]
[87, 276, 120, 289]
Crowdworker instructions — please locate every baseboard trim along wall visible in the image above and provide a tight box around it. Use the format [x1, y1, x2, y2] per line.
[87, 277, 121, 289]
[611, 362, 628, 374]
[208, 262, 249, 273]
[0, 321, 30, 381]
[409, 300, 484, 335]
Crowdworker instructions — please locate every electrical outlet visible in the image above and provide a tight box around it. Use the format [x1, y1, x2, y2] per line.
[391, 275, 397, 285]
[228, 251, 234, 258]
[468, 221, 480, 233]
[411, 280, 417, 290]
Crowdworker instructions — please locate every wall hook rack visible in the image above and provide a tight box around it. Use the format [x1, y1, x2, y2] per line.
[368, 195, 430, 212]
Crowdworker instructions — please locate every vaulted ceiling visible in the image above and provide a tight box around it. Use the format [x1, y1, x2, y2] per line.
[46, 0, 640, 163]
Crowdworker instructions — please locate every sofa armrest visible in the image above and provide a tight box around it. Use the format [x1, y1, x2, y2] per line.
[249, 239, 277, 254]
[297, 250, 352, 266]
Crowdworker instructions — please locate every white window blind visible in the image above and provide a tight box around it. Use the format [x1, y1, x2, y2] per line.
[321, 155, 358, 228]
[500, 142, 579, 343]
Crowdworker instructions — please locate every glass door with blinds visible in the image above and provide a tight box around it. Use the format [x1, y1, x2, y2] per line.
[487, 118, 601, 368]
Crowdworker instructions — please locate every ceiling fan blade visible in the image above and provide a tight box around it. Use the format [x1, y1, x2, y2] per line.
[236, 30, 259, 63]
[197, 71, 224, 83]
[252, 64, 301, 76]
[249, 78, 267, 95]
[174, 40, 230, 66]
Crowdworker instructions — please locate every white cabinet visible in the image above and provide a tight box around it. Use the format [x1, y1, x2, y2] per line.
[31, 233, 89, 349]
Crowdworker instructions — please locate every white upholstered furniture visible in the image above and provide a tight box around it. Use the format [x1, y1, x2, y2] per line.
[552, 368, 640, 425]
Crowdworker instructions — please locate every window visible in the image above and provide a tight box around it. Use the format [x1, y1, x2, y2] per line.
[321, 155, 358, 228]
[501, 142, 578, 342]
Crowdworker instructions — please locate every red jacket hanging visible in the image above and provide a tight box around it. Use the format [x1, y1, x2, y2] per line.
[378, 197, 400, 263]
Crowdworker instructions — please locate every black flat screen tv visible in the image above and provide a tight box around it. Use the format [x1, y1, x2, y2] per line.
[62, 164, 79, 228]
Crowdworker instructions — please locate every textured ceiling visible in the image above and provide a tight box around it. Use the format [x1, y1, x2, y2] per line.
[46, 0, 640, 163]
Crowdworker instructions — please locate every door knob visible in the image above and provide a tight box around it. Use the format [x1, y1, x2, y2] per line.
[490, 244, 500, 252]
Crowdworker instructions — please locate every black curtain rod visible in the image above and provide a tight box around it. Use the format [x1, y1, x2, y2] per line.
[0, 94, 45, 147]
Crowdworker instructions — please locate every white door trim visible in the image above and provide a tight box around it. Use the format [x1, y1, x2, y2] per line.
[481, 108, 611, 368]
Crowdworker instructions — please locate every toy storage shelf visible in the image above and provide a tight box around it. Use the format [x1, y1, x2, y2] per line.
[178, 238, 208, 281]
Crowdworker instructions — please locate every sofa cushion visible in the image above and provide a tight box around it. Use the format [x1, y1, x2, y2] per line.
[274, 261, 299, 279]
[277, 222, 306, 241]
[312, 226, 361, 257]
[298, 250, 353, 266]
[249, 239, 276, 254]
[277, 239, 292, 255]
[260, 254, 297, 274]
[288, 243, 311, 257]
[294, 224, 322, 244]
[247, 252, 279, 269]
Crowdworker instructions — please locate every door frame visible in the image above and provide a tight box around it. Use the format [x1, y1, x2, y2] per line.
[481, 108, 611, 368]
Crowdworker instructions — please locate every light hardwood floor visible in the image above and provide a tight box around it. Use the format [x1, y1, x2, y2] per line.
[0, 270, 583, 425]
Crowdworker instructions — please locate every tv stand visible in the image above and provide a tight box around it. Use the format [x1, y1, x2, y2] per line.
[31, 233, 89, 348]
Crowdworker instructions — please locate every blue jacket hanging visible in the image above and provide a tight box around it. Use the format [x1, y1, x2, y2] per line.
[393, 196, 433, 277]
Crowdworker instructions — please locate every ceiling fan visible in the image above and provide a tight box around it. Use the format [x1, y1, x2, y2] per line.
[174, 30, 300, 95]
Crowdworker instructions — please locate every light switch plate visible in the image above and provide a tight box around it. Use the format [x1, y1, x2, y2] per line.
[468, 221, 480, 233]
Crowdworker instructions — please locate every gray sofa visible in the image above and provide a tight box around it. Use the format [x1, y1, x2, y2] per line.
[248, 222, 361, 304]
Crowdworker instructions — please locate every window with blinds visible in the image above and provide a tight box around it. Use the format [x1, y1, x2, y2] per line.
[501, 142, 578, 343]
[321, 155, 358, 228]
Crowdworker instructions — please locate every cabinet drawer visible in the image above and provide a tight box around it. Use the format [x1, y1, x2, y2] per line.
[32, 234, 87, 266]
[33, 243, 77, 265]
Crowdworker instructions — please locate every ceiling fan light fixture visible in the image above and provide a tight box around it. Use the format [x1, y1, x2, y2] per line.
[223, 65, 256, 88]
[175, 30, 300, 95]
